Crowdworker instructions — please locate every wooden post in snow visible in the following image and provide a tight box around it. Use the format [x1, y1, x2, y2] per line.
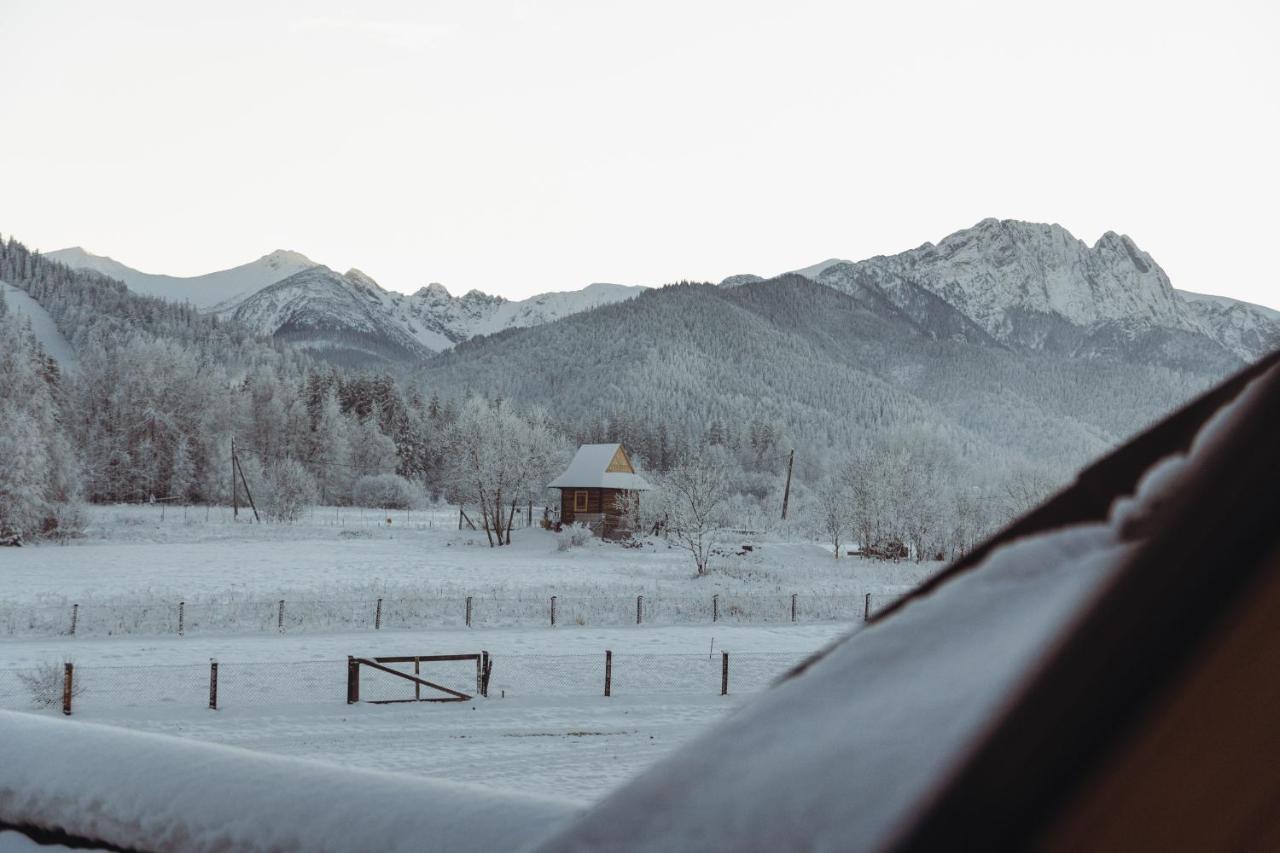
[604, 650, 613, 697]
[69, 603, 78, 637]
[550, 595, 557, 627]
[721, 652, 729, 696]
[178, 601, 185, 636]
[466, 596, 473, 628]
[781, 449, 795, 521]
[209, 660, 218, 710]
[62, 663, 74, 716]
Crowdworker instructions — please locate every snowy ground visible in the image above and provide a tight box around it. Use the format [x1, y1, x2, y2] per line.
[0, 625, 846, 801]
[4, 503, 931, 604]
[0, 504, 930, 802]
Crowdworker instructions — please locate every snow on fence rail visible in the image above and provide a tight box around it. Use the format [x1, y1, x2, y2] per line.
[0, 589, 915, 639]
[0, 652, 809, 714]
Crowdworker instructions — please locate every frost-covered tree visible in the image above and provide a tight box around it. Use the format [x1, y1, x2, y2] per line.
[814, 473, 851, 559]
[310, 391, 353, 504]
[441, 395, 563, 546]
[656, 446, 729, 576]
[262, 459, 318, 523]
[350, 405, 399, 479]
[0, 315, 80, 541]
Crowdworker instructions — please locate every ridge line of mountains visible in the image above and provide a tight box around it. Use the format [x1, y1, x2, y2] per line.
[45, 217, 1279, 371]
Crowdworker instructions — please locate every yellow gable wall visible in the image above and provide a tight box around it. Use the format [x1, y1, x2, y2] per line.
[606, 446, 634, 474]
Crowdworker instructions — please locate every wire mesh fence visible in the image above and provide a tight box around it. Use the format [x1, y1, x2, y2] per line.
[0, 588, 915, 639]
[0, 651, 812, 714]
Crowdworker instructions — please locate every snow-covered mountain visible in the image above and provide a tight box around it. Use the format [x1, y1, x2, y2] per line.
[795, 219, 1279, 365]
[46, 247, 317, 310]
[396, 281, 647, 349]
[1177, 290, 1280, 364]
[219, 267, 434, 366]
[219, 264, 646, 365]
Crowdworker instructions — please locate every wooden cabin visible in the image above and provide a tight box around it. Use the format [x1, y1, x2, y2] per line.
[548, 443, 652, 537]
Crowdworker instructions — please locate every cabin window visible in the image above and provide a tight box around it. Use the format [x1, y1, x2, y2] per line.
[574, 490, 588, 512]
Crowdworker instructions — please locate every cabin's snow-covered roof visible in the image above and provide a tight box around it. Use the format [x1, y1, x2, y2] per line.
[548, 443, 652, 490]
[534, 372, 1267, 852]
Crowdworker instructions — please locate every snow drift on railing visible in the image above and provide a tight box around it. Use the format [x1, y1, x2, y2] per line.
[0, 710, 580, 853]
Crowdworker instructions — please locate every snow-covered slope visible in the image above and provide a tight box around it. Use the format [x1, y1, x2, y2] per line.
[48, 244, 645, 362]
[397, 281, 647, 349]
[794, 219, 1279, 364]
[223, 269, 646, 362]
[47, 247, 317, 310]
[1177, 289, 1280, 362]
[0, 280, 78, 373]
[220, 266, 435, 366]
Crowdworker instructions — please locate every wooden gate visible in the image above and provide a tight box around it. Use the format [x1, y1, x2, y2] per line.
[346, 653, 492, 704]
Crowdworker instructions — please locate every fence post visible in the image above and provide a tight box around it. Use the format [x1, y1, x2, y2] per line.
[864, 592, 871, 621]
[416, 656, 422, 702]
[209, 660, 218, 710]
[347, 656, 358, 704]
[62, 663, 74, 716]
[636, 595, 643, 625]
[791, 593, 797, 623]
[178, 601, 185, 636]
[466, 596, 473, 628]
[604, 650, 612, 697]
[69, 603, 78, 637]
[712, 594, 719, 623]
[550, 595, 557, 627]
[375, 598, 383, 631]
[277, 599, 285, 632]
[481, 651, 491, 697]
[720, 651, 729, 696]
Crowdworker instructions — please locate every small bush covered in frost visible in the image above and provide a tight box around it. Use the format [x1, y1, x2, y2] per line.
[262, 460, 319, 523]
[352, 474, 419, 510]
[18, 660, 82, 709]
[556, 522, 594, 551]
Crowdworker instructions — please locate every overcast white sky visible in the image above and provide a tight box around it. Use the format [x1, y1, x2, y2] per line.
[1, 0, 1277, 306]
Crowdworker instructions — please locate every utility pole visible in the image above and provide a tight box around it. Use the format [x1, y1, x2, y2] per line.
[781, 449, 795, 520]
[231, 438, 238, 520]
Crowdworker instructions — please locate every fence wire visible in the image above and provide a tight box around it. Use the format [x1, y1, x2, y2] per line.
[0, 589, 915, 639]
[0, 652, 812, 713]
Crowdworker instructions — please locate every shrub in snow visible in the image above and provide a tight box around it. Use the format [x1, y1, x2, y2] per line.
[352, 474, 419, 510]
[262, 460, 319, 523]
[42, 501, 88, 541]
[17, 661, 81, 709]
[556, 522, 594, 551]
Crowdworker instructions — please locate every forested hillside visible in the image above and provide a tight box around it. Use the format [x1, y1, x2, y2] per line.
[419, 277, 1215, 489]
[0, 236, 453, 540]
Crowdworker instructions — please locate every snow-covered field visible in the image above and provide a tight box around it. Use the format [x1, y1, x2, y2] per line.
[0, 504, 933, 801]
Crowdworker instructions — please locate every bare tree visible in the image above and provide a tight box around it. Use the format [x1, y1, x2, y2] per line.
[815, 473, 851, 559]
[1000, 463, 1060, 521]
[657, 447, 729, 575]
[442, 396, 562, 547]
